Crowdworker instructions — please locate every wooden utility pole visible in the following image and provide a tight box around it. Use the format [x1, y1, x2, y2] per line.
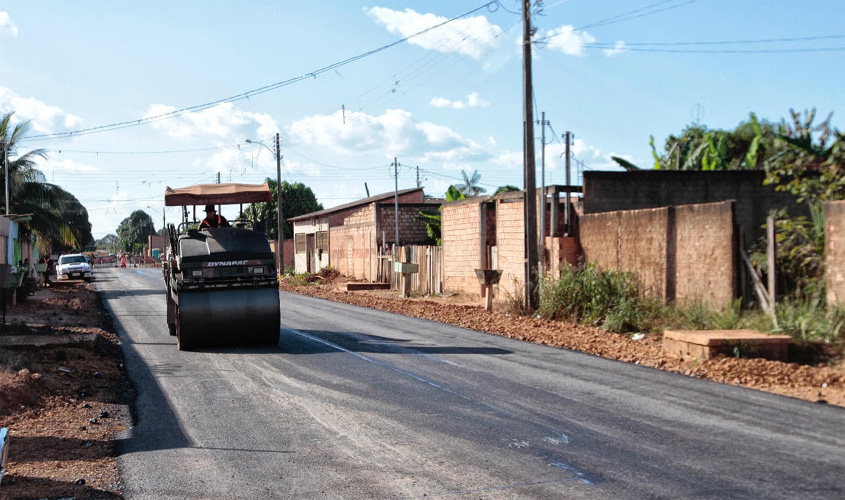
[522, 0, 539, 310]
[539, 111, 549, 284]
[564, 131, 571, 234]
[393, 157, 399, 246]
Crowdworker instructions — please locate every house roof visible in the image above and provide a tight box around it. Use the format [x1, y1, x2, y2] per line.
[289, 187, 427, 222]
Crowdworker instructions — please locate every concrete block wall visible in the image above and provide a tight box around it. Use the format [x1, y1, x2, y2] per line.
[580, 201, 736, 309]
[675, 201, 736, 308]
[442, 200, 483, 295]
[826, 200, 845, 305]
[495, 200, 525, 303]
[583, 170, 805, 244]
[580, 211, 620, 271]
[620, 207, 670, 299]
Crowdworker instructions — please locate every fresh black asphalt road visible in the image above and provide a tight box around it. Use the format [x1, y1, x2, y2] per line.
[95, 267, 845, 499]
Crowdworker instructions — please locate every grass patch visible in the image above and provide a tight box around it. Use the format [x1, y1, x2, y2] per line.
[537, 264, 650, 333]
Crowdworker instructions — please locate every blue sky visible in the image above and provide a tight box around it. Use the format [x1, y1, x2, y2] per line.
[1, 1, 842, 239]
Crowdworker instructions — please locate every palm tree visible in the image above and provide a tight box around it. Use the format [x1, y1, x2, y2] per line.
[1, 111, 82, 251]
[455, 169, 486, 197]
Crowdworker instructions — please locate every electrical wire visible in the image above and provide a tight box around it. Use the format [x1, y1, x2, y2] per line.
[53, 142, 247, 155]
[535, 0, 704, 43]
[24, 0, 500, 142]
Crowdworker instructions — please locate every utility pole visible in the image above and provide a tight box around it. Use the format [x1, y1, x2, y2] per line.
[416, 166, 420, 188]
[522, 0, 539, 311]
[564, 131, 571, 234]
[276, 133, 284, 274]
[217, 172, 221, 184]
[539, 111, 549, 283]
[3, 138, 8, 215]
[393, 157, 399, 247]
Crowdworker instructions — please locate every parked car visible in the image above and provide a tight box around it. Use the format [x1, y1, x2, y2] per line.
[57, 253, 93, 282]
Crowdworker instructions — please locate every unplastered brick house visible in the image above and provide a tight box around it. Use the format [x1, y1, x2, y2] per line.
[441, 188, 581, 303]
[289, 187, 440, 279]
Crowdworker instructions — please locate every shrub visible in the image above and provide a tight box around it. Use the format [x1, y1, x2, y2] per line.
[538, 264, 645, 333]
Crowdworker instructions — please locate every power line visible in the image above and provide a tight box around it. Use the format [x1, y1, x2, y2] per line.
[536, 0, 705, 43]
[580, 45, 845, 54]
[579, 34, 845, 47]
[53, 142, 247, 155]
[24, 0, 500, 142]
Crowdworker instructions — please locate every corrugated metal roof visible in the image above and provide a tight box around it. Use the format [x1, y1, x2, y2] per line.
[289, 187, 426, 222]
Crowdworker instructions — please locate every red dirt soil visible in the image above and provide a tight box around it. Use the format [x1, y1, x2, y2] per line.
[0, 282, 130, 499]
[280, 274, 845, 408]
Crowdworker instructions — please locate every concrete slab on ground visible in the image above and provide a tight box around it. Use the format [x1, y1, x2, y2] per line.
[0, 333, 98, 348]
[663, 329, 792, 361]
[345, 282, 391, 291]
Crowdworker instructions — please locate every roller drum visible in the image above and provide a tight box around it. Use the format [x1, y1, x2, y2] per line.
[177, 287, 280, 349]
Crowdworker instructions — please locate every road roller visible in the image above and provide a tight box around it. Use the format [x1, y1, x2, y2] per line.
[162, 182, 280, 351]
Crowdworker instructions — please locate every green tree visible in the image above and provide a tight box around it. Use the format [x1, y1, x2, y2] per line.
[494, 185, 520, 195]
[116, 210, 156, 252]
[1, 111, 85, 252]
[415, 185, 465, 245]
[50, 188, 94, 253]
[764, 108, 844, 204]
[96, 234, 120, 253]
[243, 178, 322, 239]
[455, 169, 486, 197]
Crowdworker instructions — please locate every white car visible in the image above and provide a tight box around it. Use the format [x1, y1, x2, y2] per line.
[57, 254, 93, 282]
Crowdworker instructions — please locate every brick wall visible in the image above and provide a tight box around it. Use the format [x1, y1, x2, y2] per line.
[827, 201, 845, 305]
[580, 211, 620, 270]
[547, 236, 580, 278]
[583, 170, 805, 243]
[378, 203, 436, 245]
[330, 223, 378, 281]
[620, 208, 670, 299]
[580, 201, 736, 308]
[442, 200, 483, 295]
[328, 204, 376, 280]
[674, 201, 736, 308]
[495, 199, 525, 303]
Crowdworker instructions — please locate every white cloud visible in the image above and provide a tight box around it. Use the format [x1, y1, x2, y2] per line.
[143, 102, 277, 141]
[602, 41, 628, 57]
[542, 25, 595, 56]
[43, 157, 98, 174]
[0, 87, 82, 134]
[430, 91, 490, 109]
[289, 108, 492, 167]
[0, 12, 18, 37]
[492, 150, 523, 169]
[367, 7, 502, 59]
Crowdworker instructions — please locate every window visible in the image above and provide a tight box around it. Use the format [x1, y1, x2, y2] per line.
[316, 231, 329, 251]
[294, 234, 306, 253]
